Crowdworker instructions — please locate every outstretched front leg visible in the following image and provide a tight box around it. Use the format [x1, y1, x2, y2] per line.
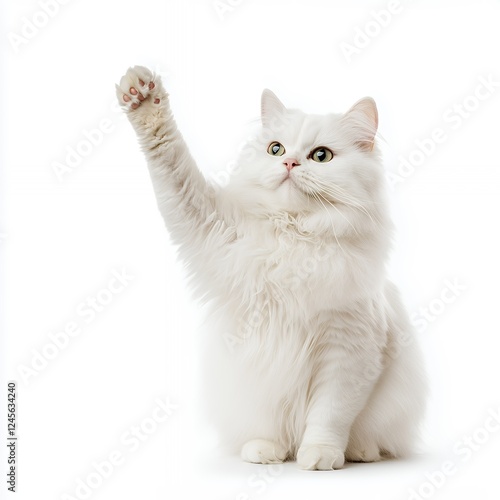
[116, 66, 235, 254]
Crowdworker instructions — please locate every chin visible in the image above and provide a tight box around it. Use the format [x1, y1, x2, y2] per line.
[272, 178, 312, 213]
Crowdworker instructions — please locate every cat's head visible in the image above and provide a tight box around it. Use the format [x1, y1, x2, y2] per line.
[225, 90, 388, 234]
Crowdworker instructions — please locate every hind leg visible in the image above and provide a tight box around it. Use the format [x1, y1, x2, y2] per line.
[345, 419, 381, 462]
[346, 332, 427, 462]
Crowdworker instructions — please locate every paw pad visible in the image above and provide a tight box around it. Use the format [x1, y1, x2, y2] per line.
[116, 66, 163, 111]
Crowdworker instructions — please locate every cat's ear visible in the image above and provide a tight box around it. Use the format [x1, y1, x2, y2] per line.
[343, 97, 378, 151]
[261, 89, 286, 128]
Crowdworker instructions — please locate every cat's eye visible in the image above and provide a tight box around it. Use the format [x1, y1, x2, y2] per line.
[310, 147, 334, 163]
[267, 142, 286, 157]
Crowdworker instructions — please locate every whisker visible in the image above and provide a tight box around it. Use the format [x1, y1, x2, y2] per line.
[294, 172, 381, 228]
[314, 180, 370, 207]
[311, 177, 385, 205]
[311, 192, 347, 257]
[316, 192, 359, 236]
[311, 180, 379, 226]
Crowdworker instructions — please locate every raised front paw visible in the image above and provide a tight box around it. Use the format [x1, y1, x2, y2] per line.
[115, 65, 165, 111]
[297, 444, 345, 470]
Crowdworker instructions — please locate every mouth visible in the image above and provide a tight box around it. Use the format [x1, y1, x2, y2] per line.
[278, 178, 291, 188]
[276, 172, 326, 201]
[278, 172, 292, 187]
[279, 173, 311, 195]
[278, 171, 306, 190]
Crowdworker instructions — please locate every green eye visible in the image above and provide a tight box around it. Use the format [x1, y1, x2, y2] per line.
[267, 141, 286, 156]
[310, 147, 334, 163]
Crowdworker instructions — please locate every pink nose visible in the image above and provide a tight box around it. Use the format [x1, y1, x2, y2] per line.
[283, 158, 300, 171]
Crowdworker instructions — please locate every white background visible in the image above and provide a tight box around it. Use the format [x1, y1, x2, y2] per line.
[2, 0, 500, 499]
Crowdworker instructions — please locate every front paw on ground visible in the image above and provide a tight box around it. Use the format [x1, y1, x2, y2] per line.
[241, 439, 288, 464]
[297, 444, 345, 470]
[345, 442, 381, 463]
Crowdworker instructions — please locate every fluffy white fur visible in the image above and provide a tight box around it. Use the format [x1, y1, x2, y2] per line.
[116, 66, 427, 470]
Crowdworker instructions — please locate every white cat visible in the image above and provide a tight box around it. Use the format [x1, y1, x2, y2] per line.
[116, 66, 427, 470]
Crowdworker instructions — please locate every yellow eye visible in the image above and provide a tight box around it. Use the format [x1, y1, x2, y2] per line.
[267, 141, 286, 156]
[310, 147, 334, 163]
